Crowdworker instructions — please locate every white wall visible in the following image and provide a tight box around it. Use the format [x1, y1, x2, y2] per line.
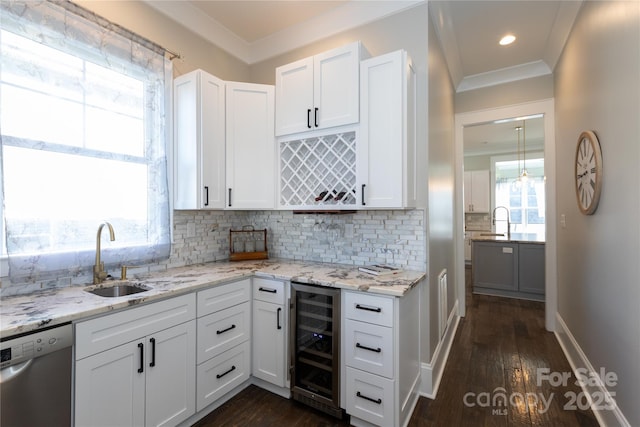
[554, 1, 640, 425]
[426, 7, 456, 359]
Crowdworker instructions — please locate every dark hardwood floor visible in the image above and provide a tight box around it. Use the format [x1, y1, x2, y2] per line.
[193, 267, 598, 426]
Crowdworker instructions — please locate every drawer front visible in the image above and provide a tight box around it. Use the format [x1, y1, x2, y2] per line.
[345, 319, 394, 378]
[75, 293, 196, 360]
[196, 340, 250, 412]
[346, 367, 395, 427]
[344, 291, 394, 327]
[197, 279, 251, 317]
[197, 301, 250, 364]
[252, 277, 286, 304]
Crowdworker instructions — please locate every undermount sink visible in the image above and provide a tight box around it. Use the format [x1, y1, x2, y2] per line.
[86, 282, 150, 298]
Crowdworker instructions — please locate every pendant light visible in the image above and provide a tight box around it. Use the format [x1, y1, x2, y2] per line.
[514, 125, 522, 188]
[521, 120, 529, 181]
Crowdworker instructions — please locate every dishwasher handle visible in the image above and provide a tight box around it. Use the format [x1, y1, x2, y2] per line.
[0, 360, 33, 384]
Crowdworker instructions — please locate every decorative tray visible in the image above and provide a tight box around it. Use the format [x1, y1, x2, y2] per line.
[230, 226, 268, 261]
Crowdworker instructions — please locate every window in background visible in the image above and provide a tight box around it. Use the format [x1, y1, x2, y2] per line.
[0, 1, 172, 282]
[493, 155, 545, 240]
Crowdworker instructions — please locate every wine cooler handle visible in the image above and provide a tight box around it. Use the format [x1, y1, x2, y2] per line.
[277, 307, 282, 330]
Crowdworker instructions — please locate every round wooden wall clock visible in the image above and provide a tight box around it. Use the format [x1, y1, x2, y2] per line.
[574, 130, 603, 215]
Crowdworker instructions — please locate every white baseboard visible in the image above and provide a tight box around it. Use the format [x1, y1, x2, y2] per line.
[554, 313, 630, 427]
[420, 300, 460, 399]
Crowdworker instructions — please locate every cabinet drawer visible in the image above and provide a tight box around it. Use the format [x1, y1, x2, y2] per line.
[345, 319, 393, 378]
[197, 279, 251, 317]
[197, 301, 250, 364]
[344, 292, 394, 327]
[346, 367, 394, 427]
[75, 293, 196, 360]
[196, 340, 250, 412]
[252, 277, 286, 304]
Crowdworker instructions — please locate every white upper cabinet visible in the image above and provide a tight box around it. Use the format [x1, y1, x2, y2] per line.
[464, 170, 490, 212]
[275, 42, 363, 136]
[225, 82, 276, 209]
[357, 49, 417, 209]
[174, 70, 225, 209]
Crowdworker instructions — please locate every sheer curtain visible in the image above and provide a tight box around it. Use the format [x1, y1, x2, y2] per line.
[1, 0, 172, 283]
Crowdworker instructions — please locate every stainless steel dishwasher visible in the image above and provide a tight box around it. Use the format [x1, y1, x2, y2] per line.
[1, 322, 73, 427]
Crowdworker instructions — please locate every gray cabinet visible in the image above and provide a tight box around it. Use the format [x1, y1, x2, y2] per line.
[473, 241, 544, 301]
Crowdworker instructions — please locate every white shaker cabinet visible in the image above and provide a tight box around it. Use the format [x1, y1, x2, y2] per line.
[342, 284, 421, 427]
[75, 294, 196, 427]
[357, 49, 417, 209]
[174, 70, 226, 209]
[251, 278, 287, 388]
[463, 170, 490, 213]
[225, 82, 275, 209]
[275, 42, 363, 136]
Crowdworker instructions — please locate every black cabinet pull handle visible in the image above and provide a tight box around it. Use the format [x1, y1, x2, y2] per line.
[307, 109, 312, 128]
[216, 365, 236, 379]
[361, 184, 366, 206]
[137, 343, 144, 373]
[259, 287, 277, 294]
[149, 338, 156, 367]
[355, 303, 381, 313]
[356, 391, 382, 405]
[216, 324, 236, 335]
[204, 186, 209, 207]
[228, 188, 232, 207]
[314, 107, 319, 127]
[356, 342, 381, 353]
[277, 307, 282, 330]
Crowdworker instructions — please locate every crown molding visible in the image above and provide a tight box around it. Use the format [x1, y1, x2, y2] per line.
[145, 0, 424, 65]
[456, 60, 552, 93]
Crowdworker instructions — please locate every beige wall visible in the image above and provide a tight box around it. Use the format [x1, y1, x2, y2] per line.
[76, 0, 250, 81]
[455, 75, 554, 114]
[554, 1, 640, 424]
[425, 6, 456, 360]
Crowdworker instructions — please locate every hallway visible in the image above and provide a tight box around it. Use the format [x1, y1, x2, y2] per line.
[194, 268, 599, 426]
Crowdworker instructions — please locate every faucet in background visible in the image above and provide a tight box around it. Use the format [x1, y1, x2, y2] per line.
[492, 206, 511, 239]
[93, 221, 115, 284]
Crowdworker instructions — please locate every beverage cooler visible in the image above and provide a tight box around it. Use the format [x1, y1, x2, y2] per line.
[289, 282, 342, 418]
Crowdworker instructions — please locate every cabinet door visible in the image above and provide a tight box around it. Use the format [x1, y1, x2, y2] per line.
[314, 42, 360, 131]
[275, 57, 314, 136]
[472, 242, 518, 291]
[358, 50, 415, 208]
[252, 300, 285, 386]
[145, 321, 196, 427]
[518, 244, 545, 295]
[75, 341, 145, 427]
[471, 170, 490, 212]
[200, 72, 226, 209]
[174, 70, 225, 209]
[226, 82, 275, 209]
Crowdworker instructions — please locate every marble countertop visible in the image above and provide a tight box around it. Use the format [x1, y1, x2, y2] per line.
[0, 259, 425, 338]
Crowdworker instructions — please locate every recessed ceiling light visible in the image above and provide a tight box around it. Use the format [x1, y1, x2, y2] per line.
[499, 34, 516, 46]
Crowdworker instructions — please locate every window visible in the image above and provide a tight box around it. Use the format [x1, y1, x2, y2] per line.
[1, 1, 171, 282]
[492, 154, 545, 240]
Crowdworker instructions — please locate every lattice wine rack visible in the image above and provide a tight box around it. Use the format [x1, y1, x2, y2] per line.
[280, 131, 357, 208]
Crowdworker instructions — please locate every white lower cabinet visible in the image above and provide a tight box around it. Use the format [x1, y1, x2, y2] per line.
[342, 285, 421, 427]
[251, 278, 287, 387]
[196, 340, 251, 410]
[74, 294, 197, 427]
[196, 280, 251, 412]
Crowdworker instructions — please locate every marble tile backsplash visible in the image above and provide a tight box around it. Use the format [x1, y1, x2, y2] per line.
[0, 209, 425, 297]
